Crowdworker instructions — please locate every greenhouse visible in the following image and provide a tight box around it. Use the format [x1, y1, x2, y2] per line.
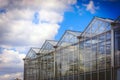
[24, 16, 120, 80]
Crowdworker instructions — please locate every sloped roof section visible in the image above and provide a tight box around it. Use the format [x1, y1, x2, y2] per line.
[57, 30, 81, 47]
[32, 48, 40, 53]
[25, 47, 41, 60]
[39, 40, 58, 54]
[81, 16, 114, 38]
[47, 40, 58, 46]
[67, 30, 81, 36]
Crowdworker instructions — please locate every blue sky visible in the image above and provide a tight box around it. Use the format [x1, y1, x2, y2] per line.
[0, 0, 120, 80]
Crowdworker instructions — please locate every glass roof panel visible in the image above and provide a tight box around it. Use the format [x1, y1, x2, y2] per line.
[25, 47, 40, 59]
[81, 17, 114, 39]
[39, 40, 58, 54]
[57, 30, 81, 47]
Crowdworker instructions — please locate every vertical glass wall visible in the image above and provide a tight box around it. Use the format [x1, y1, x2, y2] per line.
[79, 17, 113, 80]
[55, 30, 81, 80]
[117, 69, 120, 80]
[38, 40, 57, 80]
[114, 23, 120, 80]
[115, 28, 120, 67]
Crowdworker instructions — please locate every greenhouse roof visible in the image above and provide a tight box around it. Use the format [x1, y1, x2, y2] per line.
[56, 30, 81, 47]
[80, 17, 114, 38]
[39, 40, 58, 54]
[25, 47, 41, 60]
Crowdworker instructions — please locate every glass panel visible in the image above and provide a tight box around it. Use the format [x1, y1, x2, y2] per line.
[79, 74, 84, 80]
[117, 69, 120, 80]
[106, 31, 111, 40]
[99, 71, 105, 80]
[92, 60, 97, 71]
[106, 70, 111, 80]
[74, 75, 78, 80]
[85, 73, 90, 80]
[115, 29, 120, 66]
[84, 62, 90, 72]
[92, 72, 97, 80]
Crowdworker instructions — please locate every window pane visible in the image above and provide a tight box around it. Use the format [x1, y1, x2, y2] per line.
[117, 69, 120, 80]
[99, 71, 105, 80]
[106, 70, 111, 80]
[79, 74, 84, 80]
[92, 72, 97, 80]
[85, 73, 90, 80]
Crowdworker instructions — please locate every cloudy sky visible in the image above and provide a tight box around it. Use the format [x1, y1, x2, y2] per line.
[0, 0, 120, 80]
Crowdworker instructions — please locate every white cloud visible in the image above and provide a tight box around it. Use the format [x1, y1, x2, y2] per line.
[0, 72, 23, 80]
[0, 9, 60, 48]
[84, 1, 99, 14]
[0, 49, 25, 69]
[0, 0, 77, 48]
[0, 49, 25, 80]
[39, 10, 63, 23]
